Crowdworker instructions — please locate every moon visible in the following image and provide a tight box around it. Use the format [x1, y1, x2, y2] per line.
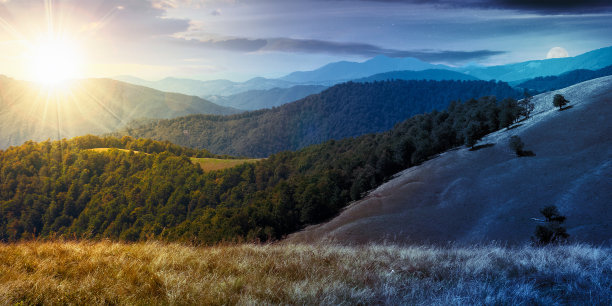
[546, 47, 569, 59]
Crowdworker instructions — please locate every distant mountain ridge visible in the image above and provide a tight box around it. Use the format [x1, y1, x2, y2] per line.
[280, 55, 449, 83]
[354, 69, 479, 83]
[115, 45, 612, 100]
[114, 75, 297, 97]
[0, 76, 239, 148]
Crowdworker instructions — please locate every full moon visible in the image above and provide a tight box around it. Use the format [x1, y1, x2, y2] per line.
[546, 47, 569, 59]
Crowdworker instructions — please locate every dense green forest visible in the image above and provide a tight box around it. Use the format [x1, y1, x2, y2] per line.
[1, 94, 526, 243]
[117, 80, 521, 157]
[517, 65, 612, 92]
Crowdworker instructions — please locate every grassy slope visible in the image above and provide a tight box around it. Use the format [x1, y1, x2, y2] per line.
[190, 157, 263, 172]
[88, 148, 262, 172]
[0, 241, 609, 305]
[89, 148, 147, 154]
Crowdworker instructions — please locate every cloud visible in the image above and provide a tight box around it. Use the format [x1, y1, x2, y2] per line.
[211, 8, 222, 16]
[176, 37, 268, 52]
[0, 0, 190, 40]
[264, 38, 505, 62]
[354, 0, 612, 14]
[176, 36, 506, 63]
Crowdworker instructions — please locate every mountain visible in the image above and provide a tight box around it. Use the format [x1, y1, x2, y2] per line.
[516, 65, 612, 92]
[280, 55, 448, 83]
[0, 76, 239, 148]
[207, 85, 328, 110]
[354, 69, 479, 83]
[459, 46, 612, 82]
[114, 75, 297, 97]
[289, 76, 612, 245]
[116, 80, 520, 157]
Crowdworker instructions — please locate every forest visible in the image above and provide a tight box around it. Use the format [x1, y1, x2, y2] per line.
[517, 64, 612, 92]
[0, 93, 527, 244]
[117, 80, 521, 157]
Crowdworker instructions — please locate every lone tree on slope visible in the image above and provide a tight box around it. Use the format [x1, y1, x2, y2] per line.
[553, 94, 569, 110]
[519, 91, 535, 118]
[533, 205, 569, 245]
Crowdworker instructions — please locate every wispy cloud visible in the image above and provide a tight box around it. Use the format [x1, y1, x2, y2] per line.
[175, 36, 506, 63]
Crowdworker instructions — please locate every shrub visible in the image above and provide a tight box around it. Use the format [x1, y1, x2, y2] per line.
[553, 94, 569, 110]
[533, 205, 569, 245]
[508, 136, 524, 156]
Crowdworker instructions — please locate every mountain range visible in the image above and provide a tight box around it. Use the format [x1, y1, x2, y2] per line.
[0, 76, 239, 148]
[113, 45, 612, 110]
[116, 80, 521, 157]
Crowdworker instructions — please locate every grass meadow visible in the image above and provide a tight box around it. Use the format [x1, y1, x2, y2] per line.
[190, 157, 263, 172]
[0, 241, 610, 305]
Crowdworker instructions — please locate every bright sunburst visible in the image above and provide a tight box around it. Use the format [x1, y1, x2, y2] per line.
[27, 39, 83, 86]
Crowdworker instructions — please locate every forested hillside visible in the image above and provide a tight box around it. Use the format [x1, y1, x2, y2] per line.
[118, 80, 521, 157]
[517, 65, 612, 92]
[0, 95, 525, 244]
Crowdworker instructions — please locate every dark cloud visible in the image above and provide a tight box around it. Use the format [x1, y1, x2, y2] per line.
[495, 0, 612, 12]
[176, 37, 268, 52]
[176, 36, 505, 63]
[356, 0, 612, 14]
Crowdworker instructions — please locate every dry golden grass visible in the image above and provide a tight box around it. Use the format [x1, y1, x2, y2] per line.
[88, 148, 147, 154]
[190, 158, 263, 172]
[0, 241, 610, 305]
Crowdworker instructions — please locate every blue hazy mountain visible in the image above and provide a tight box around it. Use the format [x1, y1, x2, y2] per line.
[207, 85, 328, 110]
[280, 55, 448, 83]
[459, 46, 612, 82]
[353, 69, 479, 83]
[115, 45, 612, 97]
[113, 76, 297, 97]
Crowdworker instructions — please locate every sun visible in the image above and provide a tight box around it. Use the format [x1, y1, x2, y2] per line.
[27, 39, 83, 85]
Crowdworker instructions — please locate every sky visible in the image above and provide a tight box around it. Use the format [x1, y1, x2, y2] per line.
[1, 0, 612, 82]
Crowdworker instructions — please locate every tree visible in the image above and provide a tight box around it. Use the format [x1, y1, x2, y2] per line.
[464, 122, 482, 149]
[553, 94, 569, 110]
[499, 98, 520, 129]
[508, 135, 524, 156]
[533, 205, 569, 245]
[518, 91, 535, 118]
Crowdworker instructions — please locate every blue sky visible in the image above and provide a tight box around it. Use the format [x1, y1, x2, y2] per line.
[1, 0, 612, 81]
